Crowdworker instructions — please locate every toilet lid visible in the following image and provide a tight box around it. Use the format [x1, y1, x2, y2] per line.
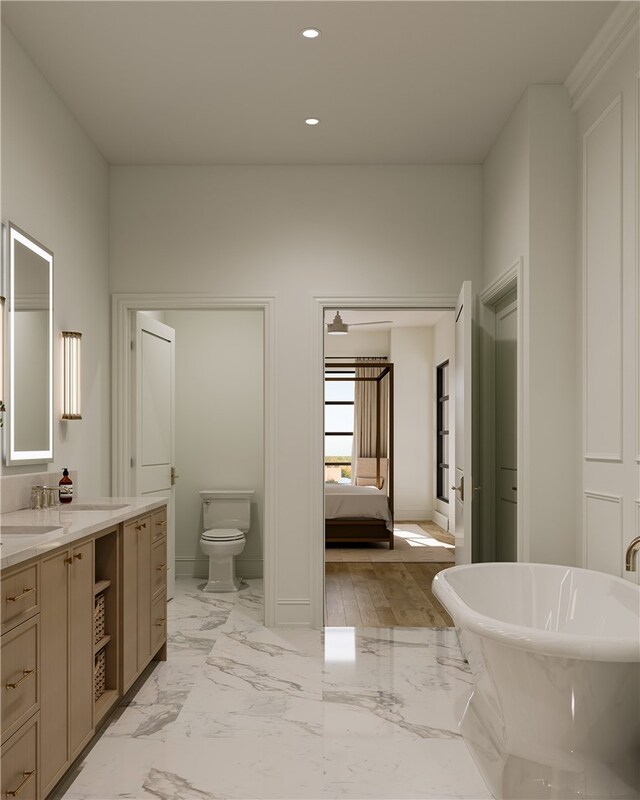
[202, 528, 245, 542]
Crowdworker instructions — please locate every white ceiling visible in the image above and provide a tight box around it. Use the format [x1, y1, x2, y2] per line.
[2, 1, 616, 166]
[324, 308, 449, 331]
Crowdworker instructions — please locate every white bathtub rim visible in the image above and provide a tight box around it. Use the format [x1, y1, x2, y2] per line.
[432, 563, 640, 663]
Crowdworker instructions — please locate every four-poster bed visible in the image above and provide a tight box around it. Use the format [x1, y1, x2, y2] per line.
[324, 360, 394, 549]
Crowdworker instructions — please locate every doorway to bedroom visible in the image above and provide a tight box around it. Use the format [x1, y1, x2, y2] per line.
[322, 307, 456, 627]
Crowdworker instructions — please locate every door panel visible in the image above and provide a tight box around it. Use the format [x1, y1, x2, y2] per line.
[454, 281, 476, 565]
[135, 313, 175, 599]
[121, 521, 138, 692]
[40, 550, 70, 793]
[495, 291, 518, 561]
[69, 540, 94, 757]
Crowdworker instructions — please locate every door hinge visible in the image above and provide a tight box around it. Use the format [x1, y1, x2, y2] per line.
[130, 340, 135, 351]
[130, 457, 135, 468]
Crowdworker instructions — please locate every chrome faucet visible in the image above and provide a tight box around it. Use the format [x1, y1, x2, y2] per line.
[625, 536, 640, 571]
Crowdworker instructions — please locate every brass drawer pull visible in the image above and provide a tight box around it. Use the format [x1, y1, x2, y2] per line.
[135, 522, 148, 531]
[154, 618, 166, 627]
[64, 557, 73, 565]
[155, 564, 166, 571]
[6, 669, 35, 690]
[5, 587, 35, 604]
[6, 770, 35, 797]
[74, 552, 83, 561]
[156, 521, 165, 526]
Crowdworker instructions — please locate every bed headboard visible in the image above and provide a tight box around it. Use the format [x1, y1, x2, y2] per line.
[355, 458, 388, 491]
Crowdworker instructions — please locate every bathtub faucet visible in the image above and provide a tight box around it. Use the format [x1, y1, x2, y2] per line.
[625, 536, 640, 571]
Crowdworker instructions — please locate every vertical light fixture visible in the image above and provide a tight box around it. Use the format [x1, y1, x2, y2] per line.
[61, 331, 82, 420]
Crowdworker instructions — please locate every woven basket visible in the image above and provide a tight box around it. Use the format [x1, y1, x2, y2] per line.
[94, 593, 106, 644]
[94, 648, 106, 702]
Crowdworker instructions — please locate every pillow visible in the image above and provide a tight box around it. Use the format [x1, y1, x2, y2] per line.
[356, 477, 384, 489]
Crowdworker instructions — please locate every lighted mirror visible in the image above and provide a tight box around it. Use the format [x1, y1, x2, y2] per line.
[6, 223, 53, 464]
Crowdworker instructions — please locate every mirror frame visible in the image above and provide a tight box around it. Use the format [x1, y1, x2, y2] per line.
[5, 222, 54, 465]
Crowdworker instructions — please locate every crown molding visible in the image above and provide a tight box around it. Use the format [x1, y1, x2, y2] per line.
[565, 2, 639, 112]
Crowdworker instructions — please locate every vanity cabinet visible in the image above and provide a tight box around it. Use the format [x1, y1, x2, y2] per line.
[40, 540, 94, 797]
[121, 512, 166, 694]
[0, 502, 167, 799]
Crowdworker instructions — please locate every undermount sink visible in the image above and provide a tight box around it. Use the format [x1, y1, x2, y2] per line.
[0, 524, 62, 536]
[62, 503, 130, 511]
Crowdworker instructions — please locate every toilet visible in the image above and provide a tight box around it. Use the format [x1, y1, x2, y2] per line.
[199, 489, 254, 592]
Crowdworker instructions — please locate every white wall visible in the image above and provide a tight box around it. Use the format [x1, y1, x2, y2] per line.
[389, 327, 434, 520]
[433, 312, 455, 531]
[110, 165, 482, 624]
[324, 330, 389, 358]
[481, 83, 578, 567]
[163, 310, 264, 580]
[1, 25, 110, 494]
[574, 27, 639, 582]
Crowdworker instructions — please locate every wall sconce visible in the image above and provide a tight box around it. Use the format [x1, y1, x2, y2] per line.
[61, 331, 82, 420]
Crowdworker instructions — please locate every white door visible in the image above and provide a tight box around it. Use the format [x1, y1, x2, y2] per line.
[454, 281, 477, 565]
[495, 291, 518, 561]
[134, 313, 176, 599]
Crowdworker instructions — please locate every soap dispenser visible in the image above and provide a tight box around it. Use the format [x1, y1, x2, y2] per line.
[59, 468, 73, 504]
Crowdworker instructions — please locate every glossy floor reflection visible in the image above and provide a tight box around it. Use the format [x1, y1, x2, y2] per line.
[55, 579, 490, 800]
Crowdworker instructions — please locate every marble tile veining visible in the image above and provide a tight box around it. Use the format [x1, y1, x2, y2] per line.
[56, 579, 490, 800]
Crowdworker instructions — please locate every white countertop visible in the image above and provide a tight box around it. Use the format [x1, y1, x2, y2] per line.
[0, 496, 168, 570]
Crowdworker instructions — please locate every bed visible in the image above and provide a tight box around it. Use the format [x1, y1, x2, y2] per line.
[324, 357, 395, 549]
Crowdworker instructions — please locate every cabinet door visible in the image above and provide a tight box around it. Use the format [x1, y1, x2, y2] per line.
[40, 550, 70, 795]
[121, 520, 139, 693]
[69, 541, 94, 758]
[151, 537, 167, 599]
[1, 712, 39, 800]
[136, 517, 152, 669]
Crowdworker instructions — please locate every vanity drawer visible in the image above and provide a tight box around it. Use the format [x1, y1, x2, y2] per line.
[150, 592, 167, 654]
[1, 712, 39, 800]
[151, 538, 167, 598]
[1, 617, 39, 744]
[151, 507, 167, 542]
[2, 564, 39, 634]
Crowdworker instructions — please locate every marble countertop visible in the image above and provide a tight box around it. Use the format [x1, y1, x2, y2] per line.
[0, 496, 168, 570]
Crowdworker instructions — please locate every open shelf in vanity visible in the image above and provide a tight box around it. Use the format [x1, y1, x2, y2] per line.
[93, 528, 120, 725]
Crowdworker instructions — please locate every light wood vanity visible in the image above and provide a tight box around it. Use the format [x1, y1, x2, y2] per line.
[0, 501, 167, 800]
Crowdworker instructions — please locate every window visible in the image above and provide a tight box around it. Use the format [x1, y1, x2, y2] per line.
[436, 361, 449, 502]
[325, 369, 354, 483]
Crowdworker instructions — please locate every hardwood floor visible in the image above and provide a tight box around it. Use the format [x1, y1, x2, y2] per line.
[324, 561, 454, 627]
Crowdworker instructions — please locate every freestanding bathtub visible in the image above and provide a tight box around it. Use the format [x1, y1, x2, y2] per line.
[433, 563, 640, 800]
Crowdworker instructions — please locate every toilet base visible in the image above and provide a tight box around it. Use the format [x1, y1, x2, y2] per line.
[203, 575, 242, 593]
[202, 548, 243, 593]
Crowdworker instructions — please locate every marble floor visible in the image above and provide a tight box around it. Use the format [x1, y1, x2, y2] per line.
[53, 579, 490, 800]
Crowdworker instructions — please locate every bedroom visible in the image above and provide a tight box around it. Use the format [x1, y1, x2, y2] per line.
[323, 308, 458, 626]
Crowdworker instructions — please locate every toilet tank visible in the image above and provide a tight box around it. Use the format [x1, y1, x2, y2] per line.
[200, 490, 254, 532]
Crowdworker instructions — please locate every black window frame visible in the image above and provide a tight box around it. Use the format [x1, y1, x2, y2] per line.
[436, 361, 449, 503]
[324, 369, 355, 479]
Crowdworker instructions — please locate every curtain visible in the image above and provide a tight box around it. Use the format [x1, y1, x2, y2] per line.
[352, 358, 388, 482]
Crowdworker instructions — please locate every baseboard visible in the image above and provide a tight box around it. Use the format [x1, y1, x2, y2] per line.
[394, 509, 433, 522]
[432, 510, 449, 531]
[275, 599, 312, 626]
[175, 557, 263, 580]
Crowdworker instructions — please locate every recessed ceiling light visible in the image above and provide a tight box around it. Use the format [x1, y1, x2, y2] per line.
[301, 28, 321, 39]
[305, 118, 320, 126]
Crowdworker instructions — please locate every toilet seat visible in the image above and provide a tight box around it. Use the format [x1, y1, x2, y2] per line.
[201, 528, 245, 542]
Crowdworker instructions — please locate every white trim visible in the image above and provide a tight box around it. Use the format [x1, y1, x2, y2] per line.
[432, 509, 449, 531]
[312, 294, 458, 623]
[276, 599, 312, 627]
[636, 70, 640, 465]
[565, 3, 639, 112]
[111, 293, 277, 626]
[582, 95, 624, 464]
[583, 490, 623, 574]
[479, 258, 528, 563]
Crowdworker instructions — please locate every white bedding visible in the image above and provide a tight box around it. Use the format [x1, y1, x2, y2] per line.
[324, 483, 393, 531]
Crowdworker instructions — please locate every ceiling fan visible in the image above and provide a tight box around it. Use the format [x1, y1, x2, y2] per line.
[326, 311, 393, 335]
